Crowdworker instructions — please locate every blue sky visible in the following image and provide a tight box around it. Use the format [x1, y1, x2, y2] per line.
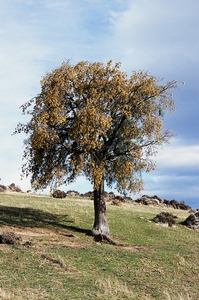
[0, 0, 199, 208]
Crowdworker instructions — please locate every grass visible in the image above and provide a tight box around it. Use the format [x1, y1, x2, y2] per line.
[0, 192, 198, 299]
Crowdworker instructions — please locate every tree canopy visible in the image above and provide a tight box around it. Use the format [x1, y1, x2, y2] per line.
[15, 60, 178, 235]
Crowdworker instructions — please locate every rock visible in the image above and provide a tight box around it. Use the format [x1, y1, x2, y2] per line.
[164, 199, 191, 210]
[135, 195, 192, 210]
[80, 191, 94, 199]
[114, 195, 129, 202]
[23, 241, 33, 248]
[77, 191, 130, 203]
[80, 191, 115, 200]
[52, 189, 66, 199]
[0, 184, 7, 192]
[66, 190, 80, 196]
[107, 192, 115, 199]
[135, 195, 162, 206]
[8, 183, 22, 192]
[0, 232, 22, 245]
[111, 199, 123, 206]
[153, 212, 178, 227]
[181, 212, 199, 230]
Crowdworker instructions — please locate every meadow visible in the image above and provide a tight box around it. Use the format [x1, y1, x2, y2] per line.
[0, 192, 198, 299]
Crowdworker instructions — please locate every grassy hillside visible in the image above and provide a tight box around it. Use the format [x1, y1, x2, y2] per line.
[0, 192, 198, 299]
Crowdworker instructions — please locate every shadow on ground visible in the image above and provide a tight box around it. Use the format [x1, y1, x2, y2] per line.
[0, 205, 90, 235]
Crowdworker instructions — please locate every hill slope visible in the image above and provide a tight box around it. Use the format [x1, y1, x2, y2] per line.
[0, 192, 198, 299]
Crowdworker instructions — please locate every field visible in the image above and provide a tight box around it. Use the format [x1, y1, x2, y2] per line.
[0, 192, 198, 299]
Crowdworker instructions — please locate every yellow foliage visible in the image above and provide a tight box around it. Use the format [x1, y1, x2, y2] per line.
[16, 59, 179, 192]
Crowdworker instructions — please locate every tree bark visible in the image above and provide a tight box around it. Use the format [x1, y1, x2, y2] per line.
[91, 179, 110, 236]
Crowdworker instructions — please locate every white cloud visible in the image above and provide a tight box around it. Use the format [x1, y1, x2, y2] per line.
[108, 0, 199, 79]
[142, 172, 199, 208]
[154, 142, 199, 169]
[140, 140, 199, 207]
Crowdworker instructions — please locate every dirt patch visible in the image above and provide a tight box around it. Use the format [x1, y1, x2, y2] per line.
[16, 230, 55, 237]
[1, 226, 68, 237]
[39, 239, 94, 248]
[0, 226, 147, 251]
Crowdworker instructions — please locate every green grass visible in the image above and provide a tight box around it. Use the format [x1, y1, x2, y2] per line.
[0, 192, 198, 299]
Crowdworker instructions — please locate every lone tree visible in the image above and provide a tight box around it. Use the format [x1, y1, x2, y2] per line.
[15, 60, 178, 236]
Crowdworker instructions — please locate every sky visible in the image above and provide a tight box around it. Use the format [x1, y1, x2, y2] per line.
[0, 0, 199, 209]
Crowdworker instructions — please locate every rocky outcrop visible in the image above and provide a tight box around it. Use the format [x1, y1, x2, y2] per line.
[0, 184, 7, 192]
[168, 200, 191, 210]
[111, 199, 123, 206]
[66, 190, 80, 196]
[8, 183, 22, 192]
[0, 231, 22, 245]
[52, 189, 66, 199]
[80, 191, 116, 200]
[0, 183, 22, 193]
[152, 212, 178, 227]
[181, 212, 199, 230]
[135, 195, 192, 210]
[80, 191, 93, 198]
[135, 195, 163, 206]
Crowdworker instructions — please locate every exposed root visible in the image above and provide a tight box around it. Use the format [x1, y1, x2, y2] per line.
[93, 233, 124, 246]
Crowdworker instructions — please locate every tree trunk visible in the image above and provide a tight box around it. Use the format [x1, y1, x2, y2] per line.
[91, 179, 110, 236]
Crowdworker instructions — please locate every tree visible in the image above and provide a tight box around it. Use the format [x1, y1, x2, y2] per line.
[15, 60, 178, 236]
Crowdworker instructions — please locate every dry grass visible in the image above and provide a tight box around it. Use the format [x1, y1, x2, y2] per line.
[0, 288, 13, 300]
[164, 291, 192, 300]
[95, 278, 194, 300]
[0, 288, 48, 300]
[95, 277, 136, 299]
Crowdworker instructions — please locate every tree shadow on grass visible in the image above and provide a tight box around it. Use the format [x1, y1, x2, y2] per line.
[0, 205, 90, 235]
